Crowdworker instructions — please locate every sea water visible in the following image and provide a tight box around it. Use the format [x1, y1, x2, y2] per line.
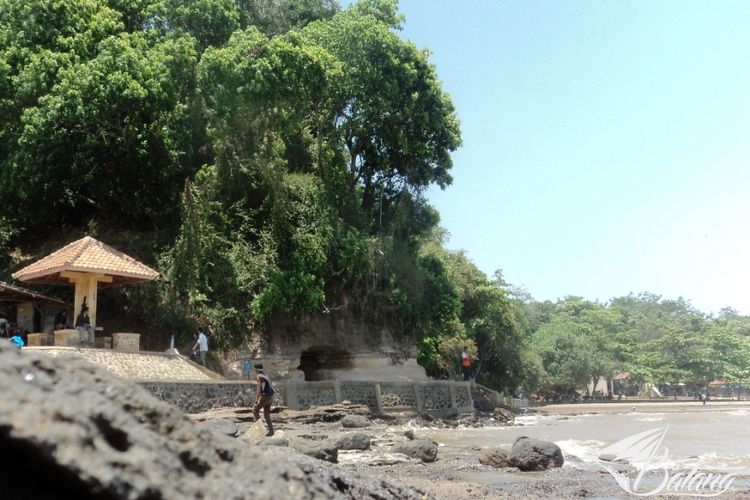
[420, 408, 750, 475]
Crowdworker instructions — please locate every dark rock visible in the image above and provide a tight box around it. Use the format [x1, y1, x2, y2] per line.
[341, 414, 371, 428]
[196, 418, 239, 437]
[493, 407, 514, 423]
[292, 440, 339, 463]
[297, 433, 328, 441]
[286, 403, 370, 424]
[508, 436, 564, 471]
[478, 447, 512, 468]
[0, 341, 425, 499]
[336, 432, 371, 450]
[391, 439, 438, 463]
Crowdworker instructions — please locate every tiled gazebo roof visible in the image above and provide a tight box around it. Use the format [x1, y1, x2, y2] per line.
[12, 236, 159, 286]
[0, 281, 69, 305]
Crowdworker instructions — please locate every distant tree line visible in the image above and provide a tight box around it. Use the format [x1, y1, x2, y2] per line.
[514, 292, 750, 396]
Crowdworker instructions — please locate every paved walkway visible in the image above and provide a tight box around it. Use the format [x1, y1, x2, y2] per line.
[25, 347, 220, 381]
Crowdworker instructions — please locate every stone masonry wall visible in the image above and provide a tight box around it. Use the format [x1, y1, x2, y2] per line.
[286, 380, 474, 417]
[137, 380, 472, 416]
[138, 381, 280, 414]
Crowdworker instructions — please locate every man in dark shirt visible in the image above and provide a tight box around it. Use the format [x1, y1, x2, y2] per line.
[55, 310, 68, 330]
[75, 306, 93, 345]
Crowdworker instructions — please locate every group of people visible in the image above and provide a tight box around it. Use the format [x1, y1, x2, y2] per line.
[0, 317, 25, 348]
[54, 304, 95, 346]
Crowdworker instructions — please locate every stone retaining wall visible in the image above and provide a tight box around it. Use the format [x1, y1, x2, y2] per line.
[137, 379, 473, 416]
[139, 381, 264, 414]
[285, 380, 474, 417]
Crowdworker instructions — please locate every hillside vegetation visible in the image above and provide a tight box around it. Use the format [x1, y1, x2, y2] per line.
[3, 0, 749, 394]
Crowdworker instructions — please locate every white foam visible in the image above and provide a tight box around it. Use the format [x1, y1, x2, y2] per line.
[691, 452, 750, 471]
[556, 439, 609, 464]
[512, 415, 539, 426]
[635, 415, 666, 422]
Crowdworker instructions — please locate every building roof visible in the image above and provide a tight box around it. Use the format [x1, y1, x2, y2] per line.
[0, 281, 69, 306]
[613, 372, 631, 381]
[12, 236, 159, 286]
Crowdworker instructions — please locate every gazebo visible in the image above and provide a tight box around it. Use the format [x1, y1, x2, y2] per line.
[11, 236, 159, 328]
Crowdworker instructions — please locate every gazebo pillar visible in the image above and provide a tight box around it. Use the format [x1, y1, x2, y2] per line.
[61, 272, 112, 327]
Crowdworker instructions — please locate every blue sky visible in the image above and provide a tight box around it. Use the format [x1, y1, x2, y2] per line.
[375, 1, 750, 314]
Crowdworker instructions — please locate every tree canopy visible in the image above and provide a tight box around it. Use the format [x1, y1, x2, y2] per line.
[2, 0, 746, 396]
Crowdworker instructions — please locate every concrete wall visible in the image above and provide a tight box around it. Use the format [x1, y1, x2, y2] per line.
[138, 379, 474, 417]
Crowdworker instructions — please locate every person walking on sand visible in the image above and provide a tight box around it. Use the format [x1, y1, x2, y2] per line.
[252, 363, 275, 436]
[193, 327, 208, 366]
[461, 346, 473, 382]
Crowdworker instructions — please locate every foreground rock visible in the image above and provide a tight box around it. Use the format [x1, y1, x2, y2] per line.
[391, 439, 439, 463]
[0, 342, 425, 499]
[508, 436, 564, 471]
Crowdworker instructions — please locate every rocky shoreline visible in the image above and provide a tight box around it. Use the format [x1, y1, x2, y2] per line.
[189, 404, 632, 499]
[3, 342, 749, 499]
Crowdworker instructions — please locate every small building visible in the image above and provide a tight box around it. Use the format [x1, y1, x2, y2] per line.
[0, 281, 70, 334]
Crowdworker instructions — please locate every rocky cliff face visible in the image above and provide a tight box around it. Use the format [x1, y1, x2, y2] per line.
[0, 341, 425, 499]
[224, 309, 427, 382]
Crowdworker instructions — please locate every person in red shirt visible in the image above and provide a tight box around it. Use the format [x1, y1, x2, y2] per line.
[461, 347, 473, 382]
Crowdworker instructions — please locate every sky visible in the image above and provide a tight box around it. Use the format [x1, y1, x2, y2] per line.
[370, 1, 750, 315]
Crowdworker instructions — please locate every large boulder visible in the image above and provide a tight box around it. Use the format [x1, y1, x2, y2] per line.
[391, 440, 438, 463]
[508, 436, 564, 471]
[0, 341, 425, 499]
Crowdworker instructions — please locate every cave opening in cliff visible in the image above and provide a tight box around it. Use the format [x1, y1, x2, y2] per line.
[298, 346, 353, 381]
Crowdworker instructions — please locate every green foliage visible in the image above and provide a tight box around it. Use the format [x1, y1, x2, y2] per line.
[301, 6, 461, 231]
[413, 241, 534, 391]
[521, 293, 750, 394]
[251, 173, 335, 319]
[532, 319, 593, 391]
[2, 0, 469, 363]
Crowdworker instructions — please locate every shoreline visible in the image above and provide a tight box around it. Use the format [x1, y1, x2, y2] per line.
[215, 403, 750, 499]
[531, 399, 750, 415]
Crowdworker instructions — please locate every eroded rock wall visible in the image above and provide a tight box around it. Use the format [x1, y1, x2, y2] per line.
[224, 310, 427, 382]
